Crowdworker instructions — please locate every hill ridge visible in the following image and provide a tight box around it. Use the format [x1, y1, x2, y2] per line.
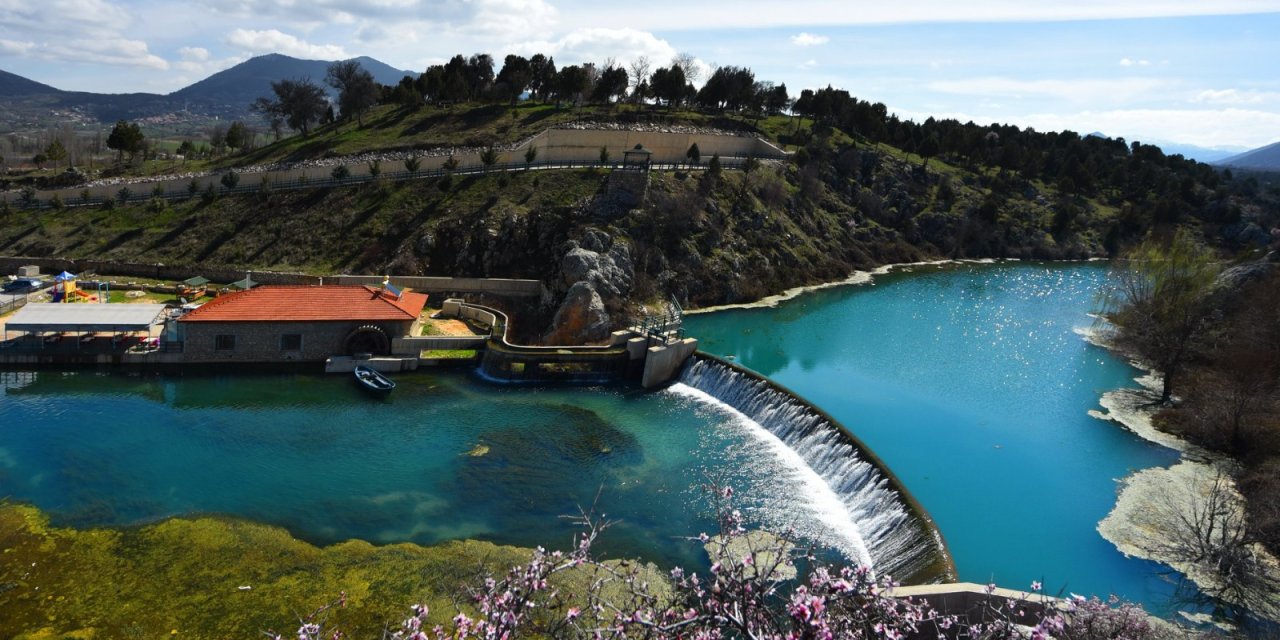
[1216, 140, 1280, 171]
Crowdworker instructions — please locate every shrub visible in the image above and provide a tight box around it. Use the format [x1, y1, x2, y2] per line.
[331, 165, 351, 181]
[404, 157, 421, 173]
[279, 489, 1163, 640]
[220, 171, 240, 191]
[368, 159, 381, 178]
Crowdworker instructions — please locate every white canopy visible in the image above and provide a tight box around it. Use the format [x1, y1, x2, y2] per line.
[5, 303, 167, 332]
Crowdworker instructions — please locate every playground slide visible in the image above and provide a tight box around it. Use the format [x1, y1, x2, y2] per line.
[51, 289, 98, 303]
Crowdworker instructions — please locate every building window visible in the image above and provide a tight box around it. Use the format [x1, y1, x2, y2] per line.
[280, 333, 303, 351]
[215, 334, 236, 351]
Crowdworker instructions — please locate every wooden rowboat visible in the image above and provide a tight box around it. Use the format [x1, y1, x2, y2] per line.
[354, 365, 395, 395]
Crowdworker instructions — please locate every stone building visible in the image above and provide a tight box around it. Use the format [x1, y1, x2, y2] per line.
[177, 285, 427, 363]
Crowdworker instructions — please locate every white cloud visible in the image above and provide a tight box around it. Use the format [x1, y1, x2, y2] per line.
[0, 0, 169, 69]
[790, 32, 829, 46]
[179, 46, 210, 62]
[927, 76, 1170, 105]
[468, 0, 557, 38]
[225, 28, 349, 59]
[4, 37, 168, 69]
[799, 59, 818, 70]
[511, 27, 678, 69]
[0, 38, 35, 55]
[0, 0, 133, 34]
[201, 0, 555, 38]
[1192, 88, 1276, 105]
[557, 0, 1280, 31]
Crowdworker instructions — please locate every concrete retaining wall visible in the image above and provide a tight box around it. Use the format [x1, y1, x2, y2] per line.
[25, 128, 789, 203]
[887, 583, 1056, 627]
[393, 335, 486, 355]
[335, 275, 542, 297]
[529, 129, 786, 164]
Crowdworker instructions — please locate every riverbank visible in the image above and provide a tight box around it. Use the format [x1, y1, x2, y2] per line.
[1084, 331, 1280, 623]
[685, 259, 1002, 315]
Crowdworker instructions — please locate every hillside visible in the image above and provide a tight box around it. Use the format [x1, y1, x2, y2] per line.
[5, 104, 1277, 342]
[0, 69, 60, 96]
[1218, 140, 1280, 172]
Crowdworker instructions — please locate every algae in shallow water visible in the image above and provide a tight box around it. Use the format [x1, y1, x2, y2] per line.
[0, 502, 532, 639]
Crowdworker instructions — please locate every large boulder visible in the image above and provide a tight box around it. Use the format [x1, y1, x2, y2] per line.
[560, 241, 633, 298]
[545, 281, 611, 345]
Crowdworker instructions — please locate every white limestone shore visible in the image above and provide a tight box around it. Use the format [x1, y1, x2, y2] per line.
[1085, 330, 1280, 622]
[684, 259, 986, 315]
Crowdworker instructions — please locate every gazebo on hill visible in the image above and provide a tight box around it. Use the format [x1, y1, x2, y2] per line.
[229, 275, 257, 291]
[623, 144, 652, 171]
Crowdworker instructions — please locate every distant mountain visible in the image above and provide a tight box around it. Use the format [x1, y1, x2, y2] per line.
[0, 54, 417, 129]
[1216, 141, 1280, 171]
[0, 69, 61, 96]
[1084, 131, 1239, 164]
[1152, 142, 1241, 164]
[171, 54, 416, 109]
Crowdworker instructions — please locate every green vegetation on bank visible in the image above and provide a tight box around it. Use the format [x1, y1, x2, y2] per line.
[0, 502, 531, 639]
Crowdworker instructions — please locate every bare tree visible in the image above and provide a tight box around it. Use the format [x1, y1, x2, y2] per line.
[1156, 469, 1279, 613]
[672, 52, 701, 85]
[628, 56, 651, 104]
[326, 60, 378, 127]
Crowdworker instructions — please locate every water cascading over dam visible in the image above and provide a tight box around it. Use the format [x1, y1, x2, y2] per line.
[675, 355, 954, 584]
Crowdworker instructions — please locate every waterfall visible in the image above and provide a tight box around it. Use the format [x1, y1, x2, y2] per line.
[674, 357, 949, 583]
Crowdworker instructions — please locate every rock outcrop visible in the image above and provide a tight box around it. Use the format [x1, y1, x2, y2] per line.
[545, 228, 638, 344]
[545, 280, 611, 345]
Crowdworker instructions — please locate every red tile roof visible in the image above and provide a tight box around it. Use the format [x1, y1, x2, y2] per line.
[180, 285, 428, 323]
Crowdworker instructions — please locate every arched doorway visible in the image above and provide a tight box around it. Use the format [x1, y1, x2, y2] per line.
[343, 324, 391, 355]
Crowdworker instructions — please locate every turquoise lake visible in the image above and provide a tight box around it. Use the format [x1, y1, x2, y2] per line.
[685, 261, 1183, 609]
[0, 262, 1187, 613]
[0, 368, 891, 573]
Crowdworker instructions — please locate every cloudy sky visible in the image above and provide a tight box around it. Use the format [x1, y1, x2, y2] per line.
[2, 0, 1279, 152]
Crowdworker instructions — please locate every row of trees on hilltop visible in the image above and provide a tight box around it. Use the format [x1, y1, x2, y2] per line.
[251, 54, 795, 139]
